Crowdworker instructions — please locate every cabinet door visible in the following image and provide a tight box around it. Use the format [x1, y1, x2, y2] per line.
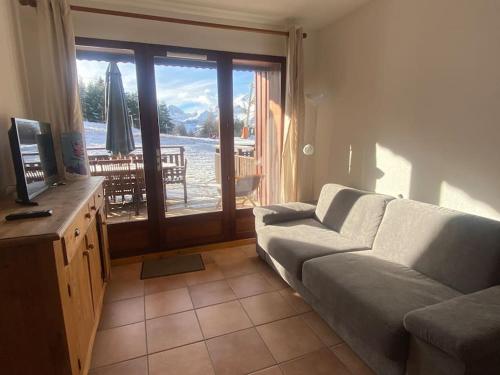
[86, 220, 104, 315]
[96, 210, 111, 281]
[68, 241, 95, 371]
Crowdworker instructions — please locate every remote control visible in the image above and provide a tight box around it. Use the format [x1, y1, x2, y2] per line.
[5, 209, 53, 221]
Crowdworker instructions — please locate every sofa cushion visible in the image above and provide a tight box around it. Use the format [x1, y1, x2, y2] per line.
[302, 252, 461, 361]
[404, 286, 500, 363]
[315, 184, 393, 247]
[256, 218, 370, 279]
[373, 199, 500, 293]
[253, 202, 316, 229]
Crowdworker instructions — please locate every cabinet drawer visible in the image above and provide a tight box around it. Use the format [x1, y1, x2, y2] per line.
[62, 203, 92, 265]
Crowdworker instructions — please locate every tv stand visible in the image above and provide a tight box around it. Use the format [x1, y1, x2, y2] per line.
[0, 177, 109, 375]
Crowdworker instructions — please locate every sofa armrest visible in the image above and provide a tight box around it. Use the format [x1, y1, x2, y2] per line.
[404, 286, 500, 363]
[253, 202, 316, 228]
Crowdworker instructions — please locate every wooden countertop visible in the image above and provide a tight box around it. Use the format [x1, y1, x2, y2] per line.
[0, 177, 104, 246]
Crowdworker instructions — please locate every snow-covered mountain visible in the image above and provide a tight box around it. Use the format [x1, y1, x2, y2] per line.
[167, 102, 255, 134]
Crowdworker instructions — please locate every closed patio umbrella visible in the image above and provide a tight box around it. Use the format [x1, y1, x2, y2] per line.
[105, 62, 135, 156]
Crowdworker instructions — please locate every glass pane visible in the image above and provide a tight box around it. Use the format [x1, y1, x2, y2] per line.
[154, 57, 221, 217]
[77, 48, 147, 223]
[233, 61, 283, 209]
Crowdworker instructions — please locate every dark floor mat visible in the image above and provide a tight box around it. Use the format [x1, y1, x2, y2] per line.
[141, 254, 205, 279]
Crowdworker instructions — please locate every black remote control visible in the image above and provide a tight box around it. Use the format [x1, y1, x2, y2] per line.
[5, 209, 53, 221]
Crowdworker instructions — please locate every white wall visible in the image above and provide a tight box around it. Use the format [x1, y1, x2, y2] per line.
[0, 1, 30, 196]
[313, 0, 500, 219]
[72, 10, 287, 56]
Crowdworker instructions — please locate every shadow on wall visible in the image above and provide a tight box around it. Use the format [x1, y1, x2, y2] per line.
[323, 134, 500, 221]
[313, 0, 500, 220]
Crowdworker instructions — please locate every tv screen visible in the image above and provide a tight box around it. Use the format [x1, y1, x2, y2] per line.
[9, 118, 59, 203]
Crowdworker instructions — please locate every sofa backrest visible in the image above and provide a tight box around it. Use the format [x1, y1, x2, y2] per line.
[373, 199, 500, 293]
[315, 184, 393, 248]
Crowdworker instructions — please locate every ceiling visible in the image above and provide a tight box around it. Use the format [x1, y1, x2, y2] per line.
[71, 0, 371, 30]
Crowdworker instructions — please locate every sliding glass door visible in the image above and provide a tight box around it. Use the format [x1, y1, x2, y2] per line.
[76, 47, 149, 224]
[153, 54, 222, 217]
[76, 37, 285, 257]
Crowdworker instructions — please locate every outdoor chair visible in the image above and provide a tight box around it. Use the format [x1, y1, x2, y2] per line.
[235, 174, 262, 207]
[216, 174, 262, 208]
[89, 158, 140, 215]
[161, 151, 188, 204]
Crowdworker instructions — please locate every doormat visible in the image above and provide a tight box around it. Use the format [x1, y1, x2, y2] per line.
[141, 254, 205, 279]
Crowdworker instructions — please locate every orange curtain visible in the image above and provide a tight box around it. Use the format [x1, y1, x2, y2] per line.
[281, 26, 305, 202]
[255, 70, 283, 205]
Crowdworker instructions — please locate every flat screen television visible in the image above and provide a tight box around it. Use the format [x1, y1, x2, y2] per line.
[9, 118, 59, 204]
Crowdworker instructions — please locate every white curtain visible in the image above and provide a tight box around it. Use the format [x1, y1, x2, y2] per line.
[37, 0, 88, 177]
[281, 26, 305, 203]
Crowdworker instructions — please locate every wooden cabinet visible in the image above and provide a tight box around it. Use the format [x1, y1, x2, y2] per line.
[0, 177, 109, 375]
[86, 220, 105, 316]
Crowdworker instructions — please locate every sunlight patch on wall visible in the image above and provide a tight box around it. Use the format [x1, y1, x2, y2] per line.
[375, 143, 412, 198]
[348, 144, 353, 175]
[439, 181, 500, 220]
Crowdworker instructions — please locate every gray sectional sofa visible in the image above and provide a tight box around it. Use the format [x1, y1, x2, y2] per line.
[254, 184, 500, 375]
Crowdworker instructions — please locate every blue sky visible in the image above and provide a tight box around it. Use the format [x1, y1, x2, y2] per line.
[76, 60, 254, 114]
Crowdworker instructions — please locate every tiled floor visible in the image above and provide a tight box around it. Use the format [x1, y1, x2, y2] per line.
[89, 244, 375, 375]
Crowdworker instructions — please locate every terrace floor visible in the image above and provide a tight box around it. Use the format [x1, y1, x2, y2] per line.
[89, 244, 374, 375]
[106, 196, 257, 223]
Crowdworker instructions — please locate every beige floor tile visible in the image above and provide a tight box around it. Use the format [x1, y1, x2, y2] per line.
[145, 288, 193, 319]
[184, 264, 224, 286]
[99, 297, 145, 330]
[148, 342, 215, 375]
[196, 300, 252, 338]
[301, 311, 343, 346]
[256, 316, 324, 363]
[278, 288, 312, 314]
[105, 279, 144, 303]
[189, 279, 237, 308]
[240, 291, 297, 325]
[146, 310, 203, 353]
[206, 328, 276, 375]
[219, 257, 268, 278]
[91, 322, 147, 369]
[260, 268, 290, 290]
[280, 348, 351, 375]
[144, 274, 187, 295]
[241, 244, 259, 258]
[200, 252, 215, 265]
[249, 366, 283, 375]
[228, 273, 276, 298]
[89, 356, 148, 375]
[111, 263, 142, 281]
[332, 343, 375, 375]
[210, 247, 249, 265]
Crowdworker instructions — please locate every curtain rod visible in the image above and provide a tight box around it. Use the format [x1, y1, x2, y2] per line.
[69, 5, 307, 39]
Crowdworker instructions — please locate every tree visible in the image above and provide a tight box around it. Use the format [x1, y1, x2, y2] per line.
[125, 91, 140, 128]
[198, 112, 219, 138]
[81, 77, 105, 122]
[173, 123, 188, 136]
[158, 103, 175, 134]
[234, 119, 244, 137]
[79, 77, 139, 127]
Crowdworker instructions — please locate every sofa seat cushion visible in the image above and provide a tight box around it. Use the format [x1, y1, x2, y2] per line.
[302, 252, 461, 361]
[256, 218, 370, 279]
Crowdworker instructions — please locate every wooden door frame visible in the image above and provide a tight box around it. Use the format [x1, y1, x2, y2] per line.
[75, 37, 286, 258]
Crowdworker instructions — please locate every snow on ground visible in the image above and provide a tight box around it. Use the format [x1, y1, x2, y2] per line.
[85, 122, 254, 205]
